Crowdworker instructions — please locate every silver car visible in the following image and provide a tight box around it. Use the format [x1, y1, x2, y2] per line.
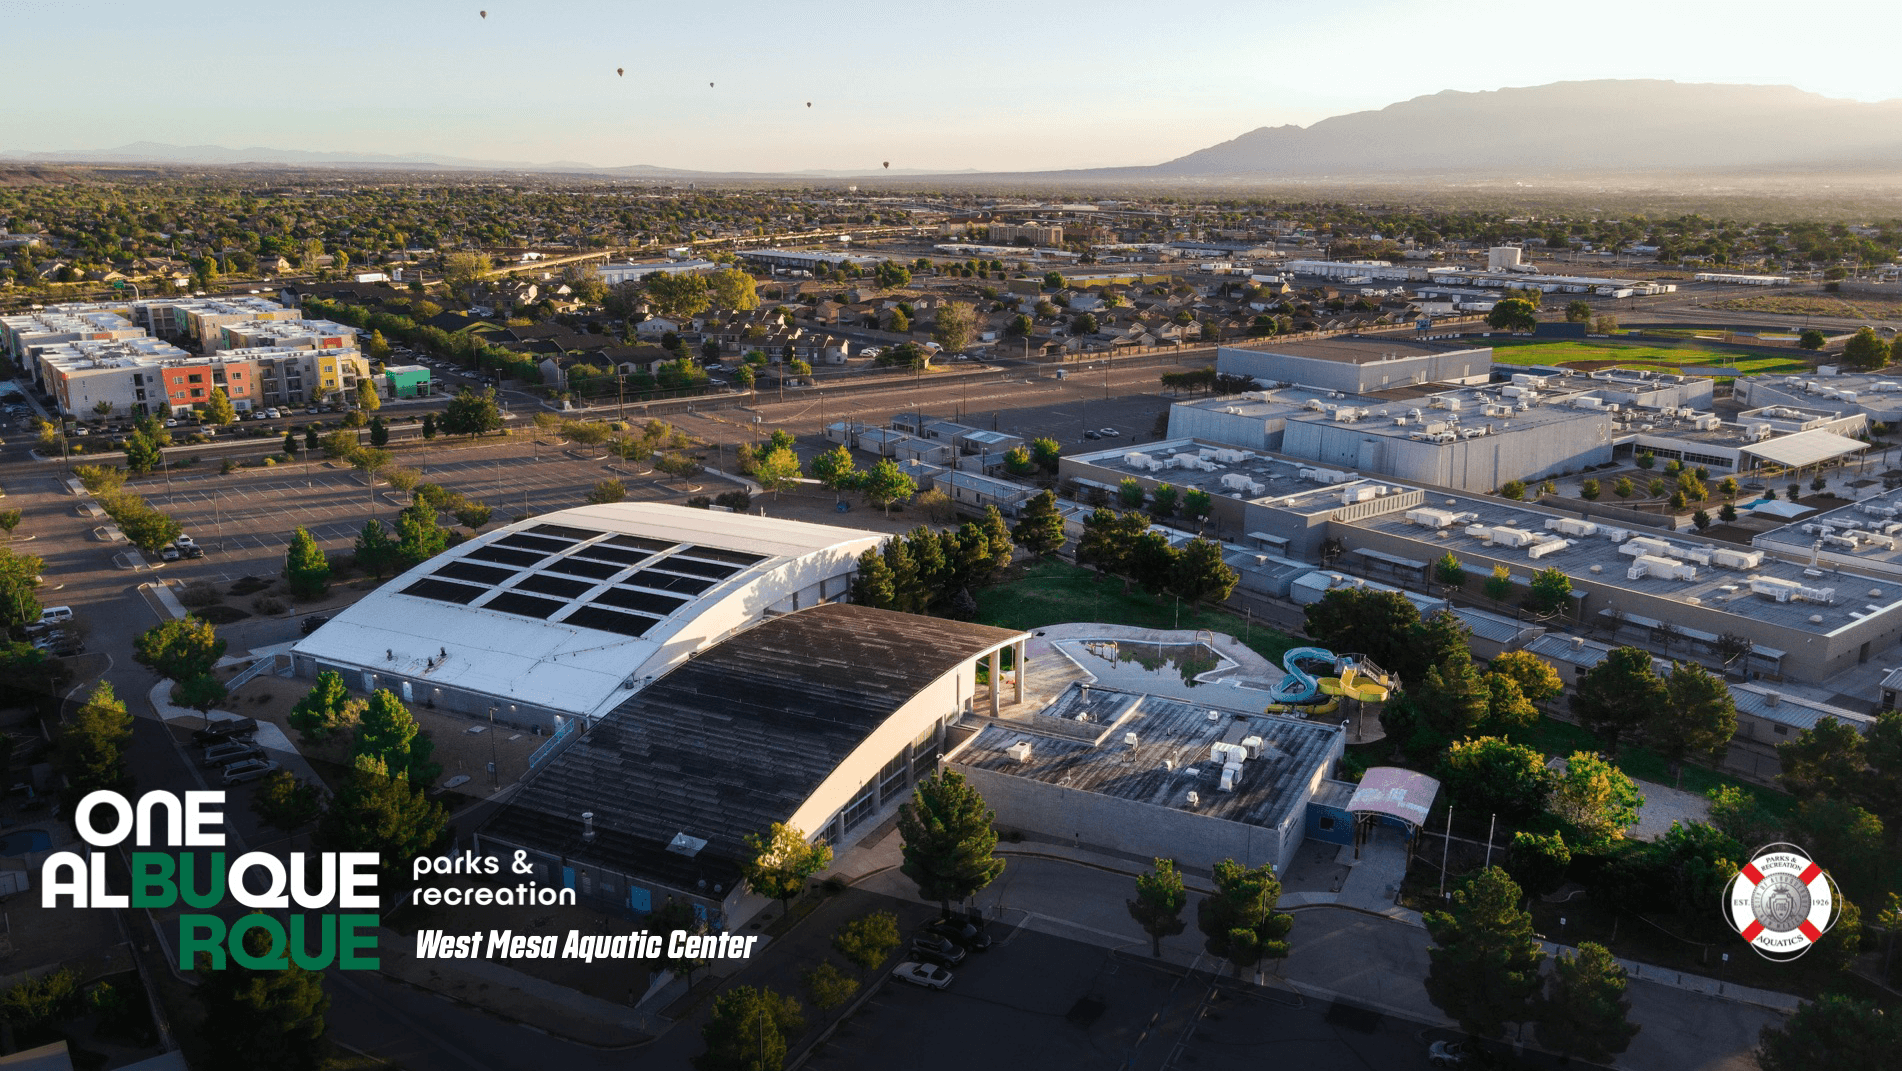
[221, 758, 281, 785]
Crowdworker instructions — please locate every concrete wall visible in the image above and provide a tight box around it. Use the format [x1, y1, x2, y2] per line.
[1283, 417, 1613, 492]
[955, 761, 1297, 875]
[1166, 403, 1288, 453]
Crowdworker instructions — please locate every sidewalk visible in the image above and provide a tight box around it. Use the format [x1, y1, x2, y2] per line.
[145, 679, 322, 785]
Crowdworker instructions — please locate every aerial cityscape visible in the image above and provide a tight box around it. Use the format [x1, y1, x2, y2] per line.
[4, 4, 1902, 1071]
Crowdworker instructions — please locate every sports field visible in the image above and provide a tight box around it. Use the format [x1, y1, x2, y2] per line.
[1487, 338, 1813, 376]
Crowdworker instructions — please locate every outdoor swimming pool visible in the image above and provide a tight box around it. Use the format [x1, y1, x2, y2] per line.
[0, 829, 50, 856]
[1059, 640, 1237, 697]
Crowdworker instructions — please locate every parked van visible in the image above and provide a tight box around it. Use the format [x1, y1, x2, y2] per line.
[39, 606, 73, 624]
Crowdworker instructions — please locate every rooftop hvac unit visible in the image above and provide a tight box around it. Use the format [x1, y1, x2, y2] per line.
[1240, 734, 1265, 757]
[1621, 536, 1676, 559]
[1219, 764, 1242, 792]
[1628, 554, 1696, 581]
[1694, 414, 1723, 431]
[1445, 398, 1464, 411]
[1546, 517, 1599, 537]
[1185, 790, 1200, 808]
[1467, 525, 1537, 548]
[1125, 732, 1140, 749]
[1407, 507, 1461, 528]
[1857, 501, 1900, 519]
[1527, 538, 1569, 560]
[1339, 485, 1379, 505]
[1750, 577, 1835, 604]
[1571, 396, 1604, 409]
[1210, 741, 1249, 765]
[1007, 741, 1034, 763]
[1124, 451, 1151, 467]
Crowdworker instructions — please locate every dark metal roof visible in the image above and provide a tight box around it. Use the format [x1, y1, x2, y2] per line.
[479, 603, 1024, 893]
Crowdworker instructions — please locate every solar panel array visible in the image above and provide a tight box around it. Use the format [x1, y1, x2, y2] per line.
[397, 523, 772, 638]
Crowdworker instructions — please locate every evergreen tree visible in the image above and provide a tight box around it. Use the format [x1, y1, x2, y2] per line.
[897, 771, 1006, 915]
[849, 545, 895, 609]
[904, 526, 950, 611]
[1302, 587, 1420, 677]
[353, 519, 399, 578]
[283, 431, 299, 456]
[368, 415, 389, 447]
[1010, 490, 1067, 558]
[1571, 646, 1667, 755]
[741, 823, 833, 917]
[304, 425, 319, 452]
[981, 506, 1011, 578]
[1652, 662, 1738, 785]
[1196, 858, 1294, 979]
[1127, 858, 1189, 958]
[1536, 942, 1639, 1062]
[421, 412, 437, 440]
[1424, 867, 1545, 1038]
[318, 753, 448, 869]
[1413, 653, 1491, 740]
[1076, 508, 1149, 583]
[1128, 530, 1178, 597]
[202, 387, 236, 425]
[883, 537, 926, 614]
[251, 771, 325, 836]
[284, 527, 330, 600]
[1506, 831, 1571, 900]
[194, 921, 330, 1071]
[1776, 717, 1867, 800]
[1758, 995, 1902, 1071]
[353, 689, 433, 781]
[394, 500, 449, 566]
[1169, 537, 1239, 608]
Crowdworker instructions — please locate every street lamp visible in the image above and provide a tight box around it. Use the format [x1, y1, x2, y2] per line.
[488, 704, 500, 788]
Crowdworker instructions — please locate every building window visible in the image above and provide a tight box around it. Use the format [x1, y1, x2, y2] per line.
[1318, 815, 1336, 830]
[877, 751, 909, 803]
[191, 389, 205, 399]
[1773, 724, 1788, 735]
[841, 782, 876, 832]
[187, 373, 204, 384]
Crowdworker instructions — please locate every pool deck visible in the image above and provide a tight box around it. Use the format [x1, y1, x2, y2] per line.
[1014, 623, 1285, 712]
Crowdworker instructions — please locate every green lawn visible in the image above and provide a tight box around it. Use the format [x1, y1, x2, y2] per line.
[974, 559, 1297, 665]
[1488, 338, 1813, 376]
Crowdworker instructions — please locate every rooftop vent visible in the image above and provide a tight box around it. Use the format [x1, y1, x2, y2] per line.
[1124, 732, 1140, 749]
[1007, 740, 1034, 763]
[667, 831, 708, 857]
[1185, 790, 1200, 808]
[581, 812, 595, 842]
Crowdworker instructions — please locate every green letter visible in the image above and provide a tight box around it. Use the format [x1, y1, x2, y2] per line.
[179, 852, 226, 908]
[289, 914, 337, 971]
[131, 853, 178, 908]
[231, 915, 289, 970]
[339, 914, 381, 969]
[179, 914, 227, 970]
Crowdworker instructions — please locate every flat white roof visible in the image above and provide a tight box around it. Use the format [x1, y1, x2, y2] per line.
[1740, 429, 1867, 468]
[291, 502, 882, 718]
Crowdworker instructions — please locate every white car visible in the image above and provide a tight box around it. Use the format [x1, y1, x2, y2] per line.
[1097, 427, 1121, 437]
[891, 962, 952, 989]
[222, 758, 280, 785]
[175, 534, 196, 548]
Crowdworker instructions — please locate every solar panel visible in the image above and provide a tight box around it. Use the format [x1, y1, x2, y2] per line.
[572, 545, 651, 567]
[679, 545, 769, 566]
[484, 592, 567, 619]
[530, 524, 596, 541]
[436, 561, 517, 586]
[606, 535, 676, 553]
[650, 556, 740, 580]
[542, 557, 622, 581]
[592, 587, 689, 616]
[563, 606, 658, 637]
[497, 534, 573, 554]
[623, 570, 716, 596]
[513, 573, 594, 599]
[466, 545, 547, 568]
[401, 578, 486, 605]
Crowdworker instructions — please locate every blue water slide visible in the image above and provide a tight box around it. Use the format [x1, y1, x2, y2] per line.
[1268, 647, 1339, 704]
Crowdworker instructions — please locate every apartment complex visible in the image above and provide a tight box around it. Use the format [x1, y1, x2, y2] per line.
[5, 299, 371, 418]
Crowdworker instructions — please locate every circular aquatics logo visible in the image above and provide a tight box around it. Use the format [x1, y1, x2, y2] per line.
[1725, 843, 1838, 961]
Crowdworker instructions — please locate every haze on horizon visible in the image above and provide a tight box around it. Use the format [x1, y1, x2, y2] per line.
[5, 0, 1900, 173]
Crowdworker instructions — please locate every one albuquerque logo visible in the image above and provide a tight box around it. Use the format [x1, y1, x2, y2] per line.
[1725, 842, 1837, 961]
[41, 790, 382, 970]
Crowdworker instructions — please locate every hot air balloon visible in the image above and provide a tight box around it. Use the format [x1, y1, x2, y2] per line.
[617, 68, 624, 76]
[479, 9, 486, 17]
[883, 161, 890, 169]
[806, 102, 812, 108]
[708, 82, 715, 88]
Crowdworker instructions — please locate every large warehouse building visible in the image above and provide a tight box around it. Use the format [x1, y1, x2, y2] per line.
[290, 503, 885, 731]
[1214, 337, 1494, 395]
[478, 603, 1029, 924]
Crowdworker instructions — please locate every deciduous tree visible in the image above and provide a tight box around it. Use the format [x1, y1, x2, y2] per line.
[1652, 662, 1738, 785]
[193, 922, 330, 1071]
[1548, 751, 1644, 850]
[1571, 646, 1666, 754]
[741, 823, 833, 917]
[134, 616, 225, 683]
[694, 986, 802, 1071]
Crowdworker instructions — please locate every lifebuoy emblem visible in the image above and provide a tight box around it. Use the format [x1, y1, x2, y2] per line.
[1726, 843, 1836, 961]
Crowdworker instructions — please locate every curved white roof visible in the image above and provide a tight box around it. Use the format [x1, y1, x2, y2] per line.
[292, 502, 883, 718]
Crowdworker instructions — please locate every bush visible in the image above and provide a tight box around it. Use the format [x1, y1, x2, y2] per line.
[177, 580, 223, 609]
[252, 595, 286, 615]
[713, 489, 753, 512]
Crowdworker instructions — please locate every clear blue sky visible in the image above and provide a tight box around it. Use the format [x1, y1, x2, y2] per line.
[4, 0, 1899, 171]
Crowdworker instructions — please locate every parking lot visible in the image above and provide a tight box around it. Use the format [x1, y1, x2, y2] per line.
[807, 917, 1442, 1071]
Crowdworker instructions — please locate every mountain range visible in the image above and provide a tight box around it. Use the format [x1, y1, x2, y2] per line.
[7, 81, 1902, 181]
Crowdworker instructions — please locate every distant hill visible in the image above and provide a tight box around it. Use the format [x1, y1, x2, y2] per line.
[1151, 80, 1902, 177]
[7, 82, 1900, 183]
[0, 141, 972, 178]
